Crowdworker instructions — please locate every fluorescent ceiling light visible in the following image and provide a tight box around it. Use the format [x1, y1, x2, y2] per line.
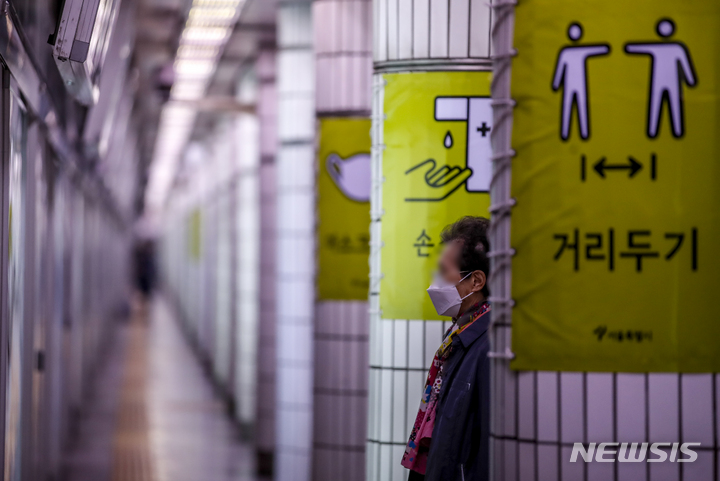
[146, 0, 246, 213]
[194, 0, 245, 6]
[175, 59, 215, 77]
[182, 26, 229, 43]
[176, 45, 220, 59]
[171, 82, 207, 100]
[189, 7, 237, 21]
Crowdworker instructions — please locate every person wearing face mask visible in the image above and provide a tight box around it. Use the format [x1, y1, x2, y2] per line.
[401, 216, 492, 481]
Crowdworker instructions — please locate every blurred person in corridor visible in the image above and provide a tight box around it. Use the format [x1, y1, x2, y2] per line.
[134, 239, 157, 299]
[402, 216, 492, 481]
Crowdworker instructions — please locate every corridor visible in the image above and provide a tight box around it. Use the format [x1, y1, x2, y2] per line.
[62, 297, 265, 481]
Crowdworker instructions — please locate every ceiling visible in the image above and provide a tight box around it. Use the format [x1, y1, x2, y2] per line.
[130, 0, 278, 215]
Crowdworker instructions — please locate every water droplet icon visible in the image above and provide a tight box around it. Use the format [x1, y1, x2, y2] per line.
[444, 131, 453, 148]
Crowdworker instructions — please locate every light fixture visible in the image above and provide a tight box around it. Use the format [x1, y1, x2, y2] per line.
[182, 26, 229, 43]
[176, 45, 220, 59]
[146, 0, 247, 212]
[174, 59, 215, 78]
[188, 7, 237, 21]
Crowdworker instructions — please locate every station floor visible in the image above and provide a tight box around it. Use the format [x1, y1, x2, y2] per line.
[63, 295, 266, 481]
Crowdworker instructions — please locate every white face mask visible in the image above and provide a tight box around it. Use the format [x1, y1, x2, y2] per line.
[427, 271, 474, 318]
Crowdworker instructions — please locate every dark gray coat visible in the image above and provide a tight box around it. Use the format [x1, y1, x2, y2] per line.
[424, 310, 491, 481]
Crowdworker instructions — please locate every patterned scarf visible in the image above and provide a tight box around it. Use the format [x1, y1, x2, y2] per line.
[401, 301, 491, 475]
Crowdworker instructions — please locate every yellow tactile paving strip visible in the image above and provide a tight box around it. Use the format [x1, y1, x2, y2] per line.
[111, 305, 156, 481]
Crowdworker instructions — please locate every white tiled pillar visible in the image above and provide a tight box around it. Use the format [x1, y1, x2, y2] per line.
[314, 0, 373, 115]
[235, 68, 261, 433]
[312, 2, 372, 481]
[275, 3, 316, 481]
[368, 1, 493, 480]
[373, 0, 492, 64]
[212, 120, 234, 398]
[255, 46, 278, 475]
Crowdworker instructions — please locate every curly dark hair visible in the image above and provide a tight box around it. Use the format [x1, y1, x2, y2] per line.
[440, 216, 491, 297]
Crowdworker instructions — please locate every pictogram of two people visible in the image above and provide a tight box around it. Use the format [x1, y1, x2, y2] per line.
[553, 18, 697, 141]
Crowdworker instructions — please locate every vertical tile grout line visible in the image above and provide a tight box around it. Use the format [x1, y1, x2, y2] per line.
[487, 0, 492, 60]
[713, 373, 718, 481]
[583, 372, 587, 481]
[556, 372, 561, 481]
[404, 319, 410, 450]
[446, 0, 450, 59]
[386, 0, 390, 61]
[466, 0, 472, 58]
[613, 373, 618, 481]
[388, 319, 395, 481]
[534, 371, 538, 481]
[426, 0, 430, 60]
[515, 367, 519, 481]
[645, 373, 649, 481]
[410, 0, 414, 59]
[679, 373, 684, 481]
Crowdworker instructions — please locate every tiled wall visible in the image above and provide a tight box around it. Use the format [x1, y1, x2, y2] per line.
[256, 47, 278, 460]
[256, 46, 278, 460]
[312, 1, 372, 481]
[373, 0, 492, 63]
[490, 367, 720, 481]
[275, 3, 316, 481]
[257, 160, 277, 457]
[314, 0, 372, 114]
[235, 70, 261, 429]
[366, 318, 457, 481]
[212, 121, 235, 392]
[313, 302, 370, 481]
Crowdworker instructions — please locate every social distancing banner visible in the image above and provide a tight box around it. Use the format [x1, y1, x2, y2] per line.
[317, 118, 372, 301]
[510, 0, 720, 371]
[380, 72, 492, 321]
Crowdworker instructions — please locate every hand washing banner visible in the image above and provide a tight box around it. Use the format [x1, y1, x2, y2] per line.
[510, 0, 720, 371]
[317, 118, 372, 301]
[380, 72, 492, 321]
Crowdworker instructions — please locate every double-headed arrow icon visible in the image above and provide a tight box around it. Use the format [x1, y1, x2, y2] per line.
[581, 154, 657, 181]
[594, 156, 642, 178]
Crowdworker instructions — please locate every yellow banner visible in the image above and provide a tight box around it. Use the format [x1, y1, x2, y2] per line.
[380, 72, 492, 320]
[317, 118, 372, 301]
[188, 209, 202, 260]
[510, 0, 720, 371]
